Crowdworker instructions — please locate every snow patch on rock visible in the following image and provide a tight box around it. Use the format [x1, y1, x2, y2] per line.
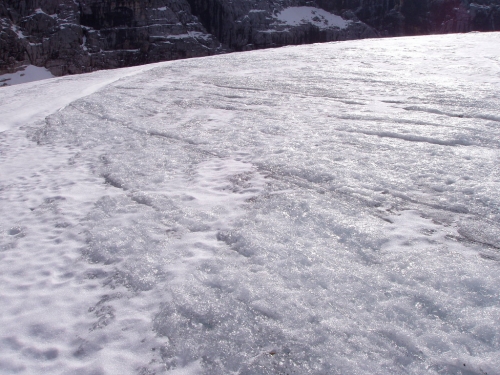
[0, 65, 54, 87]
[275, 6, 350, 29]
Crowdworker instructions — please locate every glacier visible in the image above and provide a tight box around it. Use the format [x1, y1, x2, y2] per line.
[1, 32, 500, 375]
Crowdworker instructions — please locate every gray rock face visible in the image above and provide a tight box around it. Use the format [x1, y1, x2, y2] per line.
[186, 0, 376, 50]
[1, 0, 499, 77]
[317, 0, 500, 35]
[0, 0, 375, 76]
[1, 0, 223, 75]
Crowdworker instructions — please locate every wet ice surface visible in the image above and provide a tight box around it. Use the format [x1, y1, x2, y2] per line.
[1, 33, 500, 374]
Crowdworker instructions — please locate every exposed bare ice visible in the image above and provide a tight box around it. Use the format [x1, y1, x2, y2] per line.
[1, 33, 500, 375]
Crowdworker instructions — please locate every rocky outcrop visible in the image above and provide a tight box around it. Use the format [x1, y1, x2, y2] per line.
[317, 0, 500, 35]
[0, 0, 376, 76]
[1, 0, 499, 77]
[0, 0, 223, 75]
[186, 0, 376, 50]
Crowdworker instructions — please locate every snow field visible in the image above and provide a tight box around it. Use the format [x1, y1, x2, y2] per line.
[1, 32, 500, 374]
[0, 62, 164, 132]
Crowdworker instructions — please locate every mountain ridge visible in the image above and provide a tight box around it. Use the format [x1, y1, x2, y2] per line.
[1, 0, 499, 77]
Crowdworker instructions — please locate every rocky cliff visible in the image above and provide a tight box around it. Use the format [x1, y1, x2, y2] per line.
[0, 0, 223, 76]
[0, 0, 376, 76]
[317, 0, 500, 36]
[185, 0, 376, 51]
[1, 0, 499, 77]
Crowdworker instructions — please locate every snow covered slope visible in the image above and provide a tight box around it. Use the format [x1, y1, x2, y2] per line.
[1, 33, 500, 375]
[0, 65, 54, 87]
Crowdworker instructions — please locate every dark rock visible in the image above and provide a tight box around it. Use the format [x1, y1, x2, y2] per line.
[0, 0, 223, 75]
[1, 0, 499, 78]
[317, 0, 500, 35]
[187, 0, 377, 50]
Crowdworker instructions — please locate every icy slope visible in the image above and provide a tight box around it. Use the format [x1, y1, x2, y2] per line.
[1, 32, 500, 375]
